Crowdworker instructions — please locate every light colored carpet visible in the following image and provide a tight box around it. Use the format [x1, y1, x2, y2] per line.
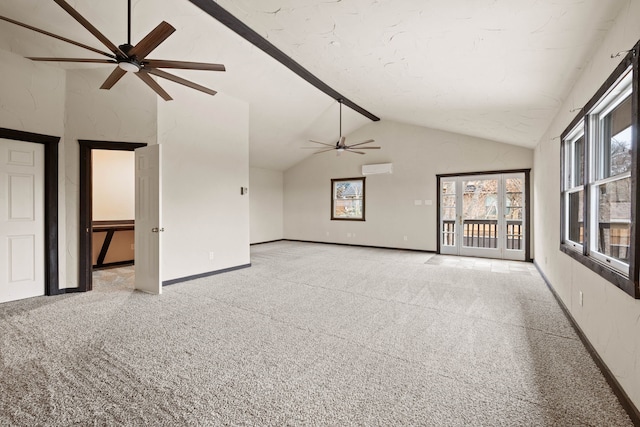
[0, 241, 632, 426]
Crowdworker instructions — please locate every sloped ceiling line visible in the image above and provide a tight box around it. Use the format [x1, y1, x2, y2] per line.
[186, 0, 380, 122]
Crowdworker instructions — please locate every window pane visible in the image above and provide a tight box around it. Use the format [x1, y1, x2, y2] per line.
[505, 177, 524, 250]
[335, 181, 363, 199]
[564, 142, 572, 190]
[567, 190, 584, 244]
[574, 135, 584, 186]
[596, 177, 631, 263]
[463, 179, 498, 219]
[505, 178, 523, 219]
[334, 199, 363, 218]
[563, 132, 584, 189]
[599, 96, 632, 179]
[463, 179, 498, 248]
[441, 181, 456, 246]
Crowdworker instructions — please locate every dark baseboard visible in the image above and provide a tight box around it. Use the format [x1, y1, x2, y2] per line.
[51, 287, 83, 295]
[162, 263, 252, 286]
[250, 239, 285, 246]
[534, 261, 640, 426]
[282, 239, 436, 254]
[93, 260, 135, 270]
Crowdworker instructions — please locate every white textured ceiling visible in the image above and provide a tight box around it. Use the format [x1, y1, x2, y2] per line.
[0, 0, 629, 170]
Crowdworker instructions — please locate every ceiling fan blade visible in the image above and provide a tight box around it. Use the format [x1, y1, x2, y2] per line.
[129, 22, 175, 59]
[0, 15, 115, 58]
[345, 150, 366, 155]
[100, 67, 127, 90]
[53, 0, 126, 57]
[346, 139, 375, 148]
[348, 147, 381, 149]
[312, 148, 336, 155]
[146, 68, 217, 97]
[308, 140, 336, 147]
[27, 57, 116, 64]
[136, 71, 172, 101]
[143, 60, 225, 71]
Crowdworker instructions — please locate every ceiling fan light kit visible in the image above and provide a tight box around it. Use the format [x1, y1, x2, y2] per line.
[118, 60, 140, 73]
[305, 99, 380, 155]
[0, 0, 226, 100]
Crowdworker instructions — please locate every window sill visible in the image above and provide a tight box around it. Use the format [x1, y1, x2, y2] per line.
[559, 244, 638, 298]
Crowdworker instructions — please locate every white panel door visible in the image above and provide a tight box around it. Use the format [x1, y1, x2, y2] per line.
[0, 139, 45, 303]
[134, 144, 162, 294]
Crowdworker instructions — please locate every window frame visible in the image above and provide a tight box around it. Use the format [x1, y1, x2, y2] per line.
[559, 40, 640, 299]
[562, 121, 585, 252]
[331, 177, 366, 221]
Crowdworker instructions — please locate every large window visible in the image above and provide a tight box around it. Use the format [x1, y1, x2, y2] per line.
[331, 177, 365, 221]
[560, 41, 639, 299]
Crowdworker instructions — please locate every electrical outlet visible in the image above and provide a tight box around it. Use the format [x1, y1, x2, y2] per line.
[326, 231, 329, 236]
[579, 291, 583, 306]
[403, 236, 408, 241]
[209, 251, 214, 260]
[347, 233, 352, 237]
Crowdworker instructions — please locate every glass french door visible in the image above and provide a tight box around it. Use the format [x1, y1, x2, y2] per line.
[440, 172, 526, 261]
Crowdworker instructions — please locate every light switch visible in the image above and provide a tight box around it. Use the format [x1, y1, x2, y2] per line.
[414, 199, 423, 206]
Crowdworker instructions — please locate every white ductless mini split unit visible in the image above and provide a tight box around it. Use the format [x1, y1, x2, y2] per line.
[362, 163, 393, 175]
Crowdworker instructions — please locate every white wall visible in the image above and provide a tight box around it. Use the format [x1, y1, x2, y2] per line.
[158, 86, 250, 282]
[0, 49, 67, 289]
[0, 54, 251, 289]
[249, 167, 283, 244]
[533, 0, 640, 411]
[92, 150, 135, 221]
[64, 69, 158, 289]
[284, 120, 533, 251]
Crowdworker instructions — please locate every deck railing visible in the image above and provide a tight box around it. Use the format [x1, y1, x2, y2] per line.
[442, 219, 523, 250]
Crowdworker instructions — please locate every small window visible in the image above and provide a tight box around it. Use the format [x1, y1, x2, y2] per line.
[331, 177, 365, 221]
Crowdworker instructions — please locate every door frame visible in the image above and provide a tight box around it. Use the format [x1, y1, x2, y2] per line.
[0, 127, 61, 295]
[436, 168, 531, 261]
[78, 140, 146, 292]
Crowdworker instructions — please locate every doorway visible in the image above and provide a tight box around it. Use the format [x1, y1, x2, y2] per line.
[437, 170, 530, 261]
[78, 140, 146, 291]
[91, 150, 136, 270]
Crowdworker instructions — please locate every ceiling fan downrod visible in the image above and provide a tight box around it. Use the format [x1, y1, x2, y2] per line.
[337, 99, 343, 148]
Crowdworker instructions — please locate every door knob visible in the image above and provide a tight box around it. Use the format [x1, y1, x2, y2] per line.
[151, 227, 164, 233]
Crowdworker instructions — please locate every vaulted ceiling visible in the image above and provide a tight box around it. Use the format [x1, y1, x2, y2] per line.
[0, 0, 629, 170]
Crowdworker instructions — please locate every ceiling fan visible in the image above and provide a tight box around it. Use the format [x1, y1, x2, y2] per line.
[303, 99, 380, 155]
[0, 0, 225, 101]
